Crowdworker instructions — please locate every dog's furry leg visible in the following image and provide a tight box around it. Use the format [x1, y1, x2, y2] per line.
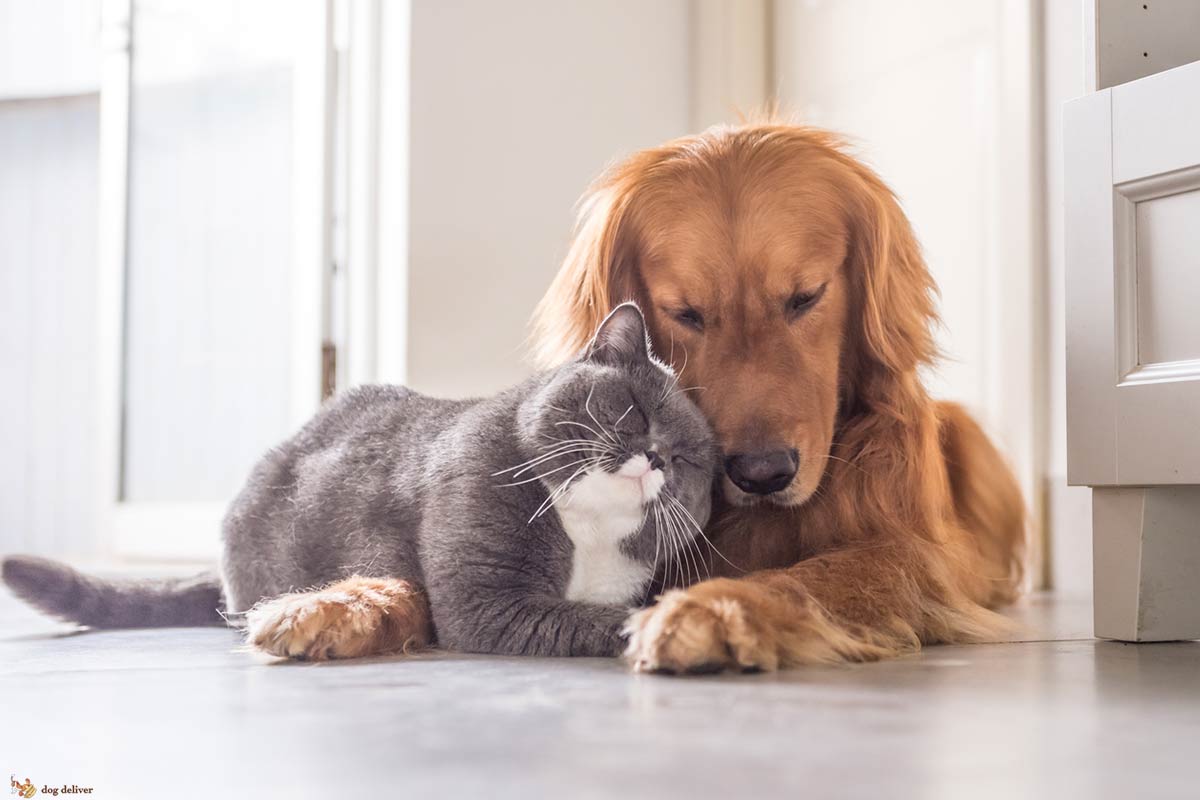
[937, 400, 1028, 605]
[625, 541, 1018, 674]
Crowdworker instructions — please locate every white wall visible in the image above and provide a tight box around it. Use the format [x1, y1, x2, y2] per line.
[773, 0, 1013, 434]
[402, 0, 694, 398]
[0, 0, 99, 99]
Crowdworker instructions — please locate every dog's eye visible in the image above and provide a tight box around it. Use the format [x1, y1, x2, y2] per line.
[673, 306, 704, 331]
[786, 285, 826, 320]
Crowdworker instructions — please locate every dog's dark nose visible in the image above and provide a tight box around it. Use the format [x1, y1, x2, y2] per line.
[645, 450, 665, 471]
[724, 450, 799, 495]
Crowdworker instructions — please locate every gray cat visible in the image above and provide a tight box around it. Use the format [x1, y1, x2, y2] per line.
[2, 303, 717, 658]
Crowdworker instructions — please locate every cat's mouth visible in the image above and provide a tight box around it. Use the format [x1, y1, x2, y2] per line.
[615, 454, 665, 505]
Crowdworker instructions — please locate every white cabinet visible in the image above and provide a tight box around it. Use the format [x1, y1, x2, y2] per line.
[1065, 58, 1200, 641]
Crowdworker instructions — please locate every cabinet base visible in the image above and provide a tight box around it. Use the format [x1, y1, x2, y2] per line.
[1092, 486, 1200, 641]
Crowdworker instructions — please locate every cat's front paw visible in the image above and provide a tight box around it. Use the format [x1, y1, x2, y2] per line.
[244, 577, 431, 661]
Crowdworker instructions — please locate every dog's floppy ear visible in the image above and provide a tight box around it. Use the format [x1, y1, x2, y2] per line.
[530, 155, 653, 368]
[583, 302, 650, 365]
[846, 166, 939, 382]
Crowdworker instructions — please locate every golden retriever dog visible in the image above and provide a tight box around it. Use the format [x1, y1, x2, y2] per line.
[532, 123, 1026, 673]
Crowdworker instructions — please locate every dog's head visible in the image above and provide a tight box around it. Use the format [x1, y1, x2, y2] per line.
[533, 124, 938, 507]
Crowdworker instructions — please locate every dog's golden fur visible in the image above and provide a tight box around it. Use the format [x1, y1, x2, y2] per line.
[246, 576, 431, 661]
[533, 123, 1025, 672]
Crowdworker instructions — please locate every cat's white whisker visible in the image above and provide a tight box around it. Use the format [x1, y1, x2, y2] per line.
[497, 456, 605, 487]
[659, 342, 689, 404]
[642, 518, 662, 606]
[493, 445, 601, 478]
[584, 384, 621, 446]
[652, 501, 680, 590]
[509, 447, 606, 479]
[664, 491, 708, 583]
[612, 403, 635, 432]
[647, 502, 666, 601]
[665, 492, 739, 575]
[541, 439, 619, 458]
[494, 442, 590, 473]
[494, 434, 619, 478]
[553, 419, 616, 444]
[667, 492, 742, 574]
[543, 437, 611, 449]
[666, 497, 704, 584]
[529, 460, 597, 523]
[658, 500, 682, 587]
[667, 384, 707, 400]
[660, 499, 686, 589]
[672, 512, 690, 587]
[662, 499, 691, 584]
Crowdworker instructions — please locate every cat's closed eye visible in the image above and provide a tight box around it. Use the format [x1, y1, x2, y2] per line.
[613, 404, 648, 436]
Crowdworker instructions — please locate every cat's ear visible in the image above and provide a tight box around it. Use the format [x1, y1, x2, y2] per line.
[584, 302, 650, 366]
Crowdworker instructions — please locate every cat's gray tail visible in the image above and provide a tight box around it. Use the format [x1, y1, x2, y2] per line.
[1, 555, 224, 628]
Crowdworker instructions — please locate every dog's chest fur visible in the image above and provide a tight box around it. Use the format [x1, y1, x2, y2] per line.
[555, 470, 651, 606]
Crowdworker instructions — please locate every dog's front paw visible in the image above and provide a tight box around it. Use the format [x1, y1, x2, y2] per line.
[623, 580, 780, 674]
[244, 577, 430, 661]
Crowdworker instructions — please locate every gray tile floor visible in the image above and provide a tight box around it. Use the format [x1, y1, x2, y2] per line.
[2, 588, 1198, 800]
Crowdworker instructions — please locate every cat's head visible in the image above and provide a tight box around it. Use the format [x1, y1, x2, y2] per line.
[513, 303, 718, 569]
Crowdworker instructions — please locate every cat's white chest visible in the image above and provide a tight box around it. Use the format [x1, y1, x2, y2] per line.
[555, 467, 654, 606]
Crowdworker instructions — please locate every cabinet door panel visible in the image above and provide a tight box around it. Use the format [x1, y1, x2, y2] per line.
[1066, 61, 1200, 486]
